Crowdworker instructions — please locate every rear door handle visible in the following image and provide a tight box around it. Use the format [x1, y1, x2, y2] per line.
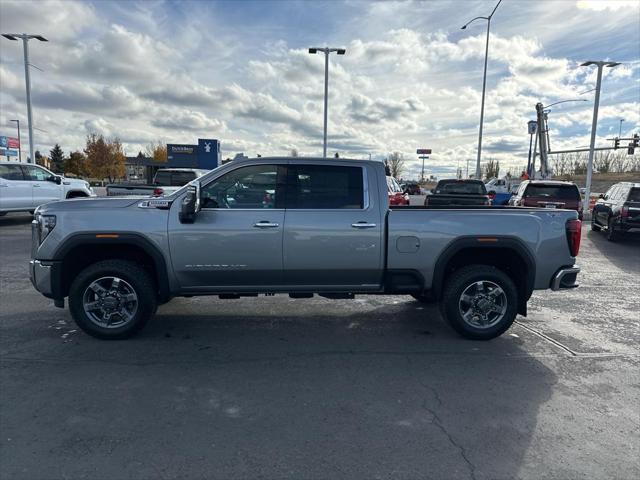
[351, 222, 377, 229]
[253, 221, 279, 228]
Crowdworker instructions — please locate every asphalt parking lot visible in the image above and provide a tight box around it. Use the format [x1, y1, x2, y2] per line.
[1, 213, 639, 480]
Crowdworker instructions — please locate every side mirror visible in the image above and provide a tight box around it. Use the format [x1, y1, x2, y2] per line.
[430, 188, 435, 194]
[598, 194, 605, 199]
[49, 175, 62, 185]
[179, 182, 201, 224]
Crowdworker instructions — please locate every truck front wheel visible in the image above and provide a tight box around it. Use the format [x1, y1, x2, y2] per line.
[68, 260, 157, 339]
[441, 265, 518, 340]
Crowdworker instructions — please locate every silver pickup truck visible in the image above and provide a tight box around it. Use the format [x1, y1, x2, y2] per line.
[30, 157, 581, 340]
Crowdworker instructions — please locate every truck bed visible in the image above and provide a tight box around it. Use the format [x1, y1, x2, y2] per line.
[386, 206, 578, 290]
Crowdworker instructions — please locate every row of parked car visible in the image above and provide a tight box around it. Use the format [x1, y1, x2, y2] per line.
[388, 175, 639, 242]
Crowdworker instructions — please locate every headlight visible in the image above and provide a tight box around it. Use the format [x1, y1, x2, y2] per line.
[35, 214, 56, 244]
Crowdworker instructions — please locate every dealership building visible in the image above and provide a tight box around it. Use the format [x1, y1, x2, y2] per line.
[125, 138, 221, 182]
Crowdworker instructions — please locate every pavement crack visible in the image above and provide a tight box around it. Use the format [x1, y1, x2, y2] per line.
[421, 397, 477, 480]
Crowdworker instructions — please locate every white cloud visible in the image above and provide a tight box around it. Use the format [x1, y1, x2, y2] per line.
[0, 0, 637, 177]
[576, 0, 640, 11]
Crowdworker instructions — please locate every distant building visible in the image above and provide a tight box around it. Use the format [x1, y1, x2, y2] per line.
[125, 138, 221, 182]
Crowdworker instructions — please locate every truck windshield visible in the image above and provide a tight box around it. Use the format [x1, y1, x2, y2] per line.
[524, 185, 580, 200]
[435, 181, 486, 195]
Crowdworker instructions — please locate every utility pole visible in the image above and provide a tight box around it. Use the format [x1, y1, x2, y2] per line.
[308, 47, 346, 158]
[580, 61, 620, 217]
[535, 103, 550, 178]
[1, 33, 48, 163]
[526, 120, 537, 177]
[461, 0, 503, 179]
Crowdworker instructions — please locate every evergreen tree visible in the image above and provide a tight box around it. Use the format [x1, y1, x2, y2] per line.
[50, 144, 65, 174]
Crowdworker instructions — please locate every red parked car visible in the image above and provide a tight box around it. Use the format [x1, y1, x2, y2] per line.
[387, 176, 409, 206]
[509, 180, 583, 220]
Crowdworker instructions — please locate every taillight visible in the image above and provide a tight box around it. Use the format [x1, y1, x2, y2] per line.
[488, 193, 496, 200]
[621, 205, 629, 218]
[424, 196, 429, 206]
[566, 219, 581, 257]
[152, 187, 164, 196]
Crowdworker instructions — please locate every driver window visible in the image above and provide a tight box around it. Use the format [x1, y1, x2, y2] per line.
[201, 164, 280, 209]
[22, 165, 50, 181]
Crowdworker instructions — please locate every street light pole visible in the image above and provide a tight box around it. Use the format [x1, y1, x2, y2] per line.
[618, 119, 624, 137]
[580, 60, 620, 217]
[2, 33, 48, 164]
[309, 47, 346, 158]
[9, 119, 21, 162]
[461, 0, 502, 179]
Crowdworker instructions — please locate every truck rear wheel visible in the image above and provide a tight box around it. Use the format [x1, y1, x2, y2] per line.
[68, 260, 157, 339]
[441, 265, 518, 340]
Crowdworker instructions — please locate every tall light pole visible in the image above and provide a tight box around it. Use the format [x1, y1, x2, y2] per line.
[9, 119, 21, 162]
[580, 60, 620, 217]
[461, 0, 502, 179]
[1, 33, 48, 164]
[308, 47, 346, 158]
[618, 119, 624, 137]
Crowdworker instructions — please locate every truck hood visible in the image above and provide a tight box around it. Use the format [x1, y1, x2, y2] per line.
[35, 197, 143, 214]
[61, 177, 90, 188]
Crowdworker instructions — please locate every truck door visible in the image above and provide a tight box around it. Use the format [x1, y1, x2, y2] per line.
[168, 163, 286, 289]
[282, 163, 384, 290]
[0, 164, 32, 211]
[21, 165, 62, 208]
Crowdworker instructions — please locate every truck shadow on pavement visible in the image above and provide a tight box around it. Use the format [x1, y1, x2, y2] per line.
[28, 299, 558, 479]
[2, 297, 561, 479]
[586, 229, 640, 275]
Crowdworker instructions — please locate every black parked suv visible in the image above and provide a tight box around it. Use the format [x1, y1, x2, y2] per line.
[591, 182, 640, 241]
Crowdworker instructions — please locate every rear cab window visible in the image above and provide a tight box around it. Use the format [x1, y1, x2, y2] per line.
[154, 171, 171, 185]
[170, 171, 196, 186]
[435, 181, 486, 195]
[524, 184, 580, 200]
[0, 164, 25, 180]
[287, 165, 364, 209]
[627, 187, 640, 202]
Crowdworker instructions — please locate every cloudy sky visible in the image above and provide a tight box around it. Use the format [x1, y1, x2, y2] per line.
[0, 0, 639, 178]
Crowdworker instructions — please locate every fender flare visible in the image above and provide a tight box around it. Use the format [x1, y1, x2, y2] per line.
[431, 236, 536, 303]
[52, 232, 171, 301]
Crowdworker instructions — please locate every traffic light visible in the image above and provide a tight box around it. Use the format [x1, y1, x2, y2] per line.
[614, 137, 620, 149]
[629, 134, 639, 155]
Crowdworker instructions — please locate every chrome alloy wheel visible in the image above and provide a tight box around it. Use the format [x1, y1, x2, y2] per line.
[458, 280, 508, 329]
[82, 276, 138, 328]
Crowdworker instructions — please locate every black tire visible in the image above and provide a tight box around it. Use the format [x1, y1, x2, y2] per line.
[590, 213, 601, 232]
[68, 260, 157, 339]
[442, 264, 518, 340]
[606, 217, 618, 242]
[411, 292, 437, 304]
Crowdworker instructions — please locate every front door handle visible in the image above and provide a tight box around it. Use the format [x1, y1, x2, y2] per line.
[351, 222, 377, 229]
[33, 184, 41, 188]
[253, 221, 279, 228]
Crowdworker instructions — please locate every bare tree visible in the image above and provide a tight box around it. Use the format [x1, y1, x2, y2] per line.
[290, 148, 299, 157]
[387, 151, 405, 178]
